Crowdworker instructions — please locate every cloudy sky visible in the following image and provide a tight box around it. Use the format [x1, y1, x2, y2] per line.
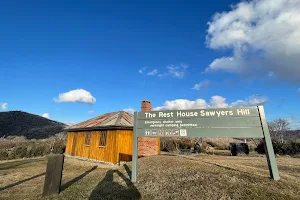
[0, 0, 299, 128]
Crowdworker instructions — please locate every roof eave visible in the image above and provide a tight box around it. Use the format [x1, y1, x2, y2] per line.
[65, 125, 134, 132]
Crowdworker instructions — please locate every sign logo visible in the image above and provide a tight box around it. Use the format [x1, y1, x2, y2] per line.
[180, 129, 187, 136]
[173, 130, 179, 136]
[152, 129, 157, 136]
[165, 130, 172, 136]
[145, 129, 151, 136]
[158, 130, 164, 136]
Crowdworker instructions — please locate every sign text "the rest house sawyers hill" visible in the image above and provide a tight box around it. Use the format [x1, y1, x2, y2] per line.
[144, 108, 252, 119]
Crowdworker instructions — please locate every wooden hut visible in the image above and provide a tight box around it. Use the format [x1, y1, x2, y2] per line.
[65, 100, 160, 164]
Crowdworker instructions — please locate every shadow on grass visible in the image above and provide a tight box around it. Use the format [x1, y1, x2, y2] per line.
[0, 158, 44, 171]
[0, 172, 46, 191]
[60, 166, 98, 192]
[89, 168, 141, 200]
[123, 164, 132, 179]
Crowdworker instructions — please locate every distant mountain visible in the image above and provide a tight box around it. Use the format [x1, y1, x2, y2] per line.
[0, 111, 67, 139]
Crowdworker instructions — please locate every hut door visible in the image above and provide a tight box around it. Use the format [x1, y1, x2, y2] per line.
[71, 133, 78, 156]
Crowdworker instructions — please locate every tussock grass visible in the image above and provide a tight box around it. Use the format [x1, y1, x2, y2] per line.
[0, 154, 300, 200]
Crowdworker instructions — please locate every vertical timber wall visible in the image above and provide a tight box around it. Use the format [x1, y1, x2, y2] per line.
[65, 130, 118, 164]
[138, 100, 160, 157]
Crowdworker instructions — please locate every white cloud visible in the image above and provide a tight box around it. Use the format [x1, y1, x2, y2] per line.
[192, 80, 211, 90]
[205, 0, 300, 83]
[139, 67, 147, 74]
[123, 108, 135, 114]
[153, 98, 208, 111]
[141, 63, 188, 78]
[54, 89, 96, 104]
[166, 63, 187, 78]
[153, 94, 268, 110]
[42, 113, 50, 119]
[88, 110, 94, 114]
[230, 94, 269, 107]
[292, 121, 300, 130]
[64, 121, 77, 126]
[0, 103, 8, 110]
[285, 117, 295, 124]
[210, 96, 229, 108]
[147, 69, 158, 76]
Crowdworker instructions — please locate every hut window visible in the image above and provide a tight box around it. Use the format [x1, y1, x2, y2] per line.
[85, 132, 91, 146]
[99, 131, 107, 147]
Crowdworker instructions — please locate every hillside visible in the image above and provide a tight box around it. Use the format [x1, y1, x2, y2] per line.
[0, 111, 67, 139]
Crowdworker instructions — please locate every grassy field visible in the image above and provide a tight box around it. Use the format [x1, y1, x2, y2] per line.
[0, 154, 300, 200]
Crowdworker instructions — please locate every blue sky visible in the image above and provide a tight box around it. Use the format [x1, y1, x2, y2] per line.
[0, 0, 299, 128]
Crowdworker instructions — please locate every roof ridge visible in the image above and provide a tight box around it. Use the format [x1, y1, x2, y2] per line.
[67, 110, 133, 130]
[99, 112, 118, 126]
[115, 111, 124, 125]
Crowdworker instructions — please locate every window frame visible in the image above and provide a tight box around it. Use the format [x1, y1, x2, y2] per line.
[84, 131, 91, 146]
[99, 130, 107, 147]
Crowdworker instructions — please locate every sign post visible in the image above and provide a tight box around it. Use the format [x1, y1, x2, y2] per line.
[131, 112, 138, 182]
[131, 106, 280, 182]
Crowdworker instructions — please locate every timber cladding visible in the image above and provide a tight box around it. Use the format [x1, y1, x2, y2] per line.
[65, 129, 160, 164]
[65, 130, 136, 164]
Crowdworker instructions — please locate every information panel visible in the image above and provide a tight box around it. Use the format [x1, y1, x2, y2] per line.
[135, 108, 263, 138]
[131, 106, 280, 182]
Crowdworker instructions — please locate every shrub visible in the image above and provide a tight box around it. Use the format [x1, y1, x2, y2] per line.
[255, 139, 300, 155]
[26, 144, 48, 157]
[193, 143, 201, 153]
[0, 150, 8, 160]
[8, 146, 28, 159]
[177, 139, 193, 149]
[52, 142, 66, 154]
[161, 139, 177, 152]
[255, 141, 265, 154]
[206, 141, 217, 148]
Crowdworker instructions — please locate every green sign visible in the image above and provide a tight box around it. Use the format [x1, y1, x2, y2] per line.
[131, 106, 280, 182]
[136, 109, 263, 138]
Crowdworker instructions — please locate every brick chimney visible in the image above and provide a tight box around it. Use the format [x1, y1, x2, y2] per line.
[138, 100, 160, 157]
[141, 100, 152, 111]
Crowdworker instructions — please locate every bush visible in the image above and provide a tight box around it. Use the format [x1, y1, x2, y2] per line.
[0, 150, 8, 160]
[177, 139, 193, 149]
[8, 146, 28, 159]
[26, 144, 48, 157]
[205, 141, 230, 150]
[255, 139, 300, 155]
[52, 142, 66, 154]
[206, 141, 217, 148]
[193, 143, 201, 153]
[161, 139, 177, 152]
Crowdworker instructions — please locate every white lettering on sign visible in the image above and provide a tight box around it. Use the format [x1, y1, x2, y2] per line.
[176, 111, 198, 117]
[200, 110, 234, 117]
[237, 109, 250, 115]
[159, 112, 174, 118]
[145, 112, 157, 118]
[143, 109, 252, 118]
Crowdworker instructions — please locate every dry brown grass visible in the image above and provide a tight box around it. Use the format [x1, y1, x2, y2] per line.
[0, 154, 300, 200]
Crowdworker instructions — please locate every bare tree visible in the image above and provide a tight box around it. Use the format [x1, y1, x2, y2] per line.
[268, 118, 290, 143]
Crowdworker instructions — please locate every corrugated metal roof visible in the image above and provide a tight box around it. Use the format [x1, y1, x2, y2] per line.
[68, 111, 133, 130]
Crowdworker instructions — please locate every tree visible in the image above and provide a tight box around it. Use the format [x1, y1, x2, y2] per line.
[268, 118, 290, 143]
